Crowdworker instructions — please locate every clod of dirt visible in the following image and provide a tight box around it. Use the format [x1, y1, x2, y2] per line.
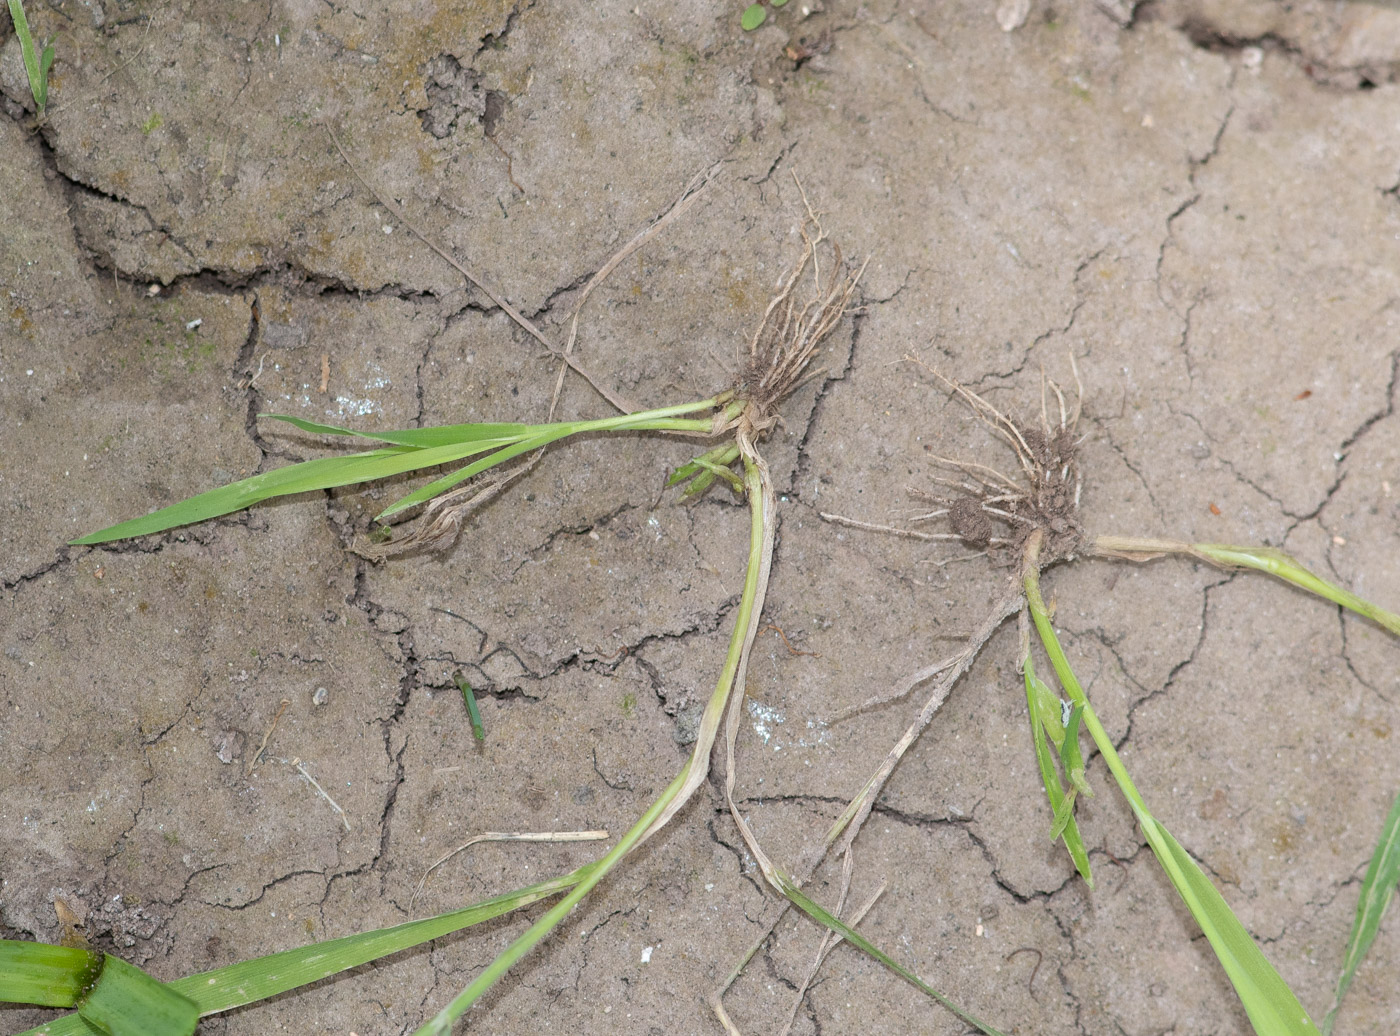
[949, 496, 996, 546]
[420, 55, 489, 139]
[921, 369, 1085, 562]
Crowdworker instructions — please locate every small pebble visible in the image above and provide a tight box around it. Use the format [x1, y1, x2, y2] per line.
[312, 687, 329, 706]
[214, 730, 243, 764]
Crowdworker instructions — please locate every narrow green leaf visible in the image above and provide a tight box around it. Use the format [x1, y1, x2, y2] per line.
[7, 0, 47, 110]
[1048, 786, 1079, 842]
[12, 867, 595, 1035]
[260, 413, 532, 449]
[0, 941, 101, 1007]
[1025, 664, 1067, 819]
[1137, 812, 1319, 1035]
[668, 442, 741, 490]
[1025, 549, 1318, 1034]
[1060, 703, 1092, 797]
[741, 4, 767, 30]
[375, 429, 561, 517]
[1324, 785, 1400, 1034]
[413, 454, 766, 1036]
[1028, 669, 1065, 749]
[76, 396, 727, 545]
[454, 671, 485, 742]
[1023, 660, 1092, 885]
[77, 955, 199, 1036]
[34, 42, 51, 108]
[679, 468, 718, 498]
[72, 438, 517, 545]
[667, 459, 702, 486]
[774, 870, 1008, 1036]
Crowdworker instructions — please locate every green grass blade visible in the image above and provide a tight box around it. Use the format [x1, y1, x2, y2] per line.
[413, 771, 691, 1036]
[72, 438, 523, 545]
[375, 404, 736, 518]
[1023, 658, 1093, 884]
[1137, 812, 1320, 1035]
[7, 0, 49, 111]
[1047, 787, 1079, 842]
[1027, 665, 1065, 749]
[77, 955, 199, 1036]
[11, 866, 594, 1035]
[260, 413, 533, 449]
[454, 671, 485, 742]
[1192, 544, 1400, 637]
[0, 941, 101, 1007]
[1060, 703, 1091, 797]
[75, 397, 732, 545]
[771, 869, 1008, 1036]
[375, 429, 564, 518]
[668, 442, 742, 496]
[1323, 785, 1400, 1034]
[411, 447, 765, 1036]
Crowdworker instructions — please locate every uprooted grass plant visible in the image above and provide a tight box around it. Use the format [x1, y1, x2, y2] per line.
[12, 175, 1020, 1036]
[821, 364, 1400, 1036]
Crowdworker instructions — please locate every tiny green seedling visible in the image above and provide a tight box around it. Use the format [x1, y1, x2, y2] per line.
[6, 0, 54, 114]
[741, 0, 789, 32]
[453, 671, 485, 742]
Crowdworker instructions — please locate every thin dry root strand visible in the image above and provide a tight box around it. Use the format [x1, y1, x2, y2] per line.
[352, 464, 530, 560]
[409, 829, 610, 912]
[735, 175, 867, 436]
[819, 511, 965, 543]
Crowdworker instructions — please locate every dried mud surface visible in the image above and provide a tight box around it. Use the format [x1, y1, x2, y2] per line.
[3, 2, 1399, 1034]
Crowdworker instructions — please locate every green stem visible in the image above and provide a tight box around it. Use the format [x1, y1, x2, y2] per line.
[1195, 543, 1400, 636]
[1023, 532, 1149, 818]
[413, 438, 767, 1036]
[375, 395, 745, 519]
[558, 393, 743, 437]
[1093, 536, 1400, 637]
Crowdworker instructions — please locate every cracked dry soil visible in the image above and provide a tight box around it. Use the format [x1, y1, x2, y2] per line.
[3, 2, 1400, 1034]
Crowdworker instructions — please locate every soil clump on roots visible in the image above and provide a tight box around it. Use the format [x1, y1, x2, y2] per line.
[915, 364, 1085, 565]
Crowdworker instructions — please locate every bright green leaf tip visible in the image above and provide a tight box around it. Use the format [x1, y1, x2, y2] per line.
[741, 4, 766, 30]
[1324, 785, 1400, 1033]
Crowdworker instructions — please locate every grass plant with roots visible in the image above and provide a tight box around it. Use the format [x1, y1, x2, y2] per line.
[10, 177, 1018, 1036]
[819, 362, 1400, 1036]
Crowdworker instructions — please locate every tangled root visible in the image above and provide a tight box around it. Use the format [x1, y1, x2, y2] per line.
[909, 357, 1086, 563]
[734, 179, 867, 437]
